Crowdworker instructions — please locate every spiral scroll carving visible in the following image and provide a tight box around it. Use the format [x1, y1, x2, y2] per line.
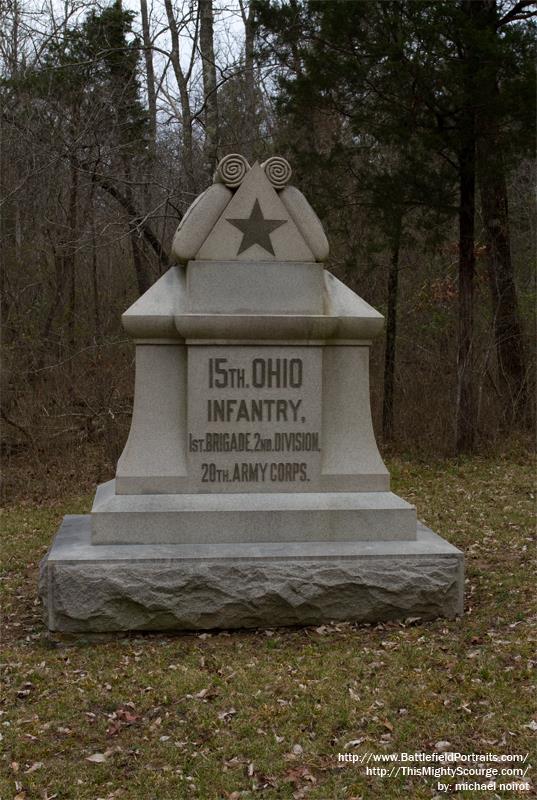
[215, 154, 250, 188]
[261, 156, 292, 188]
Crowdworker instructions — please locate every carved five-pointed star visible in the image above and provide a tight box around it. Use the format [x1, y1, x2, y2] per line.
[227, 199, 286, 256]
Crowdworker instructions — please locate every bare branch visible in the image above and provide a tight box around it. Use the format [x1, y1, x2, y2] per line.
[497, 0, 537, 26]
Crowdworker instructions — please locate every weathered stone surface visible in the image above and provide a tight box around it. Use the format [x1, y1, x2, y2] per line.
[186, 260, 325, 315]
[40, 516, 463, 633]
[115, 344, 187, 494]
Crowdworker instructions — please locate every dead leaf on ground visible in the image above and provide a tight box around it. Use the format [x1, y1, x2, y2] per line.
[86, 747, 120, 763]
[116, 707, 138, 723]
[106, 706, 139, 736]
[223, 756, 249, 771]
[86, 752, 107, 763]
[344, 738, 365, 748]
[435, 740, 452, 751]
[24, 761, 43, 773]
[284, 765, 316, 785]
[253, 773, 279, 789]
[217, 707, 237, 722]
[106, 720, 122, 737]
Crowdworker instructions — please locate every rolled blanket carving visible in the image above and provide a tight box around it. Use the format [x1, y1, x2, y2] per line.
[261, 156, 292, 188]
[214, 154, 250, 188]
[279, 186, 329, 262]
[172, 184, 233, 263]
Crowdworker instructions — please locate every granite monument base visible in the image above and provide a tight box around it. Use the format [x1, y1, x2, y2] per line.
[91, 480, 417, 544]
[39, 515, 464, 633]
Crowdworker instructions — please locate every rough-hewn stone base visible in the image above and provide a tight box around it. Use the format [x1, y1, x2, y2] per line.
[39, 515, 464, 633]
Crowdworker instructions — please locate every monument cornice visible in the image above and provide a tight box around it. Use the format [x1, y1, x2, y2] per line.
[121, 265, 384, 342]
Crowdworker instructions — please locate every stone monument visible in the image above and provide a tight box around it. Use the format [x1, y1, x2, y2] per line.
[40, 154, 464, 632]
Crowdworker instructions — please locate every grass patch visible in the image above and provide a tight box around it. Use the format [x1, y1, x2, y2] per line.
[1, 453, 536, 799]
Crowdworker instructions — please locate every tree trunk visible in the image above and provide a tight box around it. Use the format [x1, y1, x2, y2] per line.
[199, 0, 219, 176]
[123, 159, 152, 295]
[472, 0, 529, 427]
[164, 0, 195, 197]
[140, 0, 157, 152]
[65, 156, 78, 358]
[85, 163, 168, 265]
[139, 0, 157, 241]
[239, 0, 256, 161]
[91, 197, 100, 340]
[456, 133, 477, 453]
[382, 213, 402, 442]
[129, 227, 149, 297]
[478, 151, 528, 426]
[456, 1, 478, 454]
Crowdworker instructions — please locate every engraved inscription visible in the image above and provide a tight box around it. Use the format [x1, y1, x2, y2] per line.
[187, 347, 322, 493]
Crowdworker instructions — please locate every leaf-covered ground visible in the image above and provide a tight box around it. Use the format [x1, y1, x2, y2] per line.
[1, 452, 536, 800]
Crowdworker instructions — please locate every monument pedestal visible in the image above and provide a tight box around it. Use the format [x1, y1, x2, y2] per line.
[40, 154, 463, 632]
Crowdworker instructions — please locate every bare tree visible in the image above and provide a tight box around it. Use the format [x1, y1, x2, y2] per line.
[239, 0, 256, 161]
[140, 0, 157, 152]
[199, 0, 219, 173]
[163, 0, 198, 196]
[474, 0, 533, 427]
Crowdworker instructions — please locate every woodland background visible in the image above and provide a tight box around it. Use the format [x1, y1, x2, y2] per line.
[1, 0, 535, 503]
